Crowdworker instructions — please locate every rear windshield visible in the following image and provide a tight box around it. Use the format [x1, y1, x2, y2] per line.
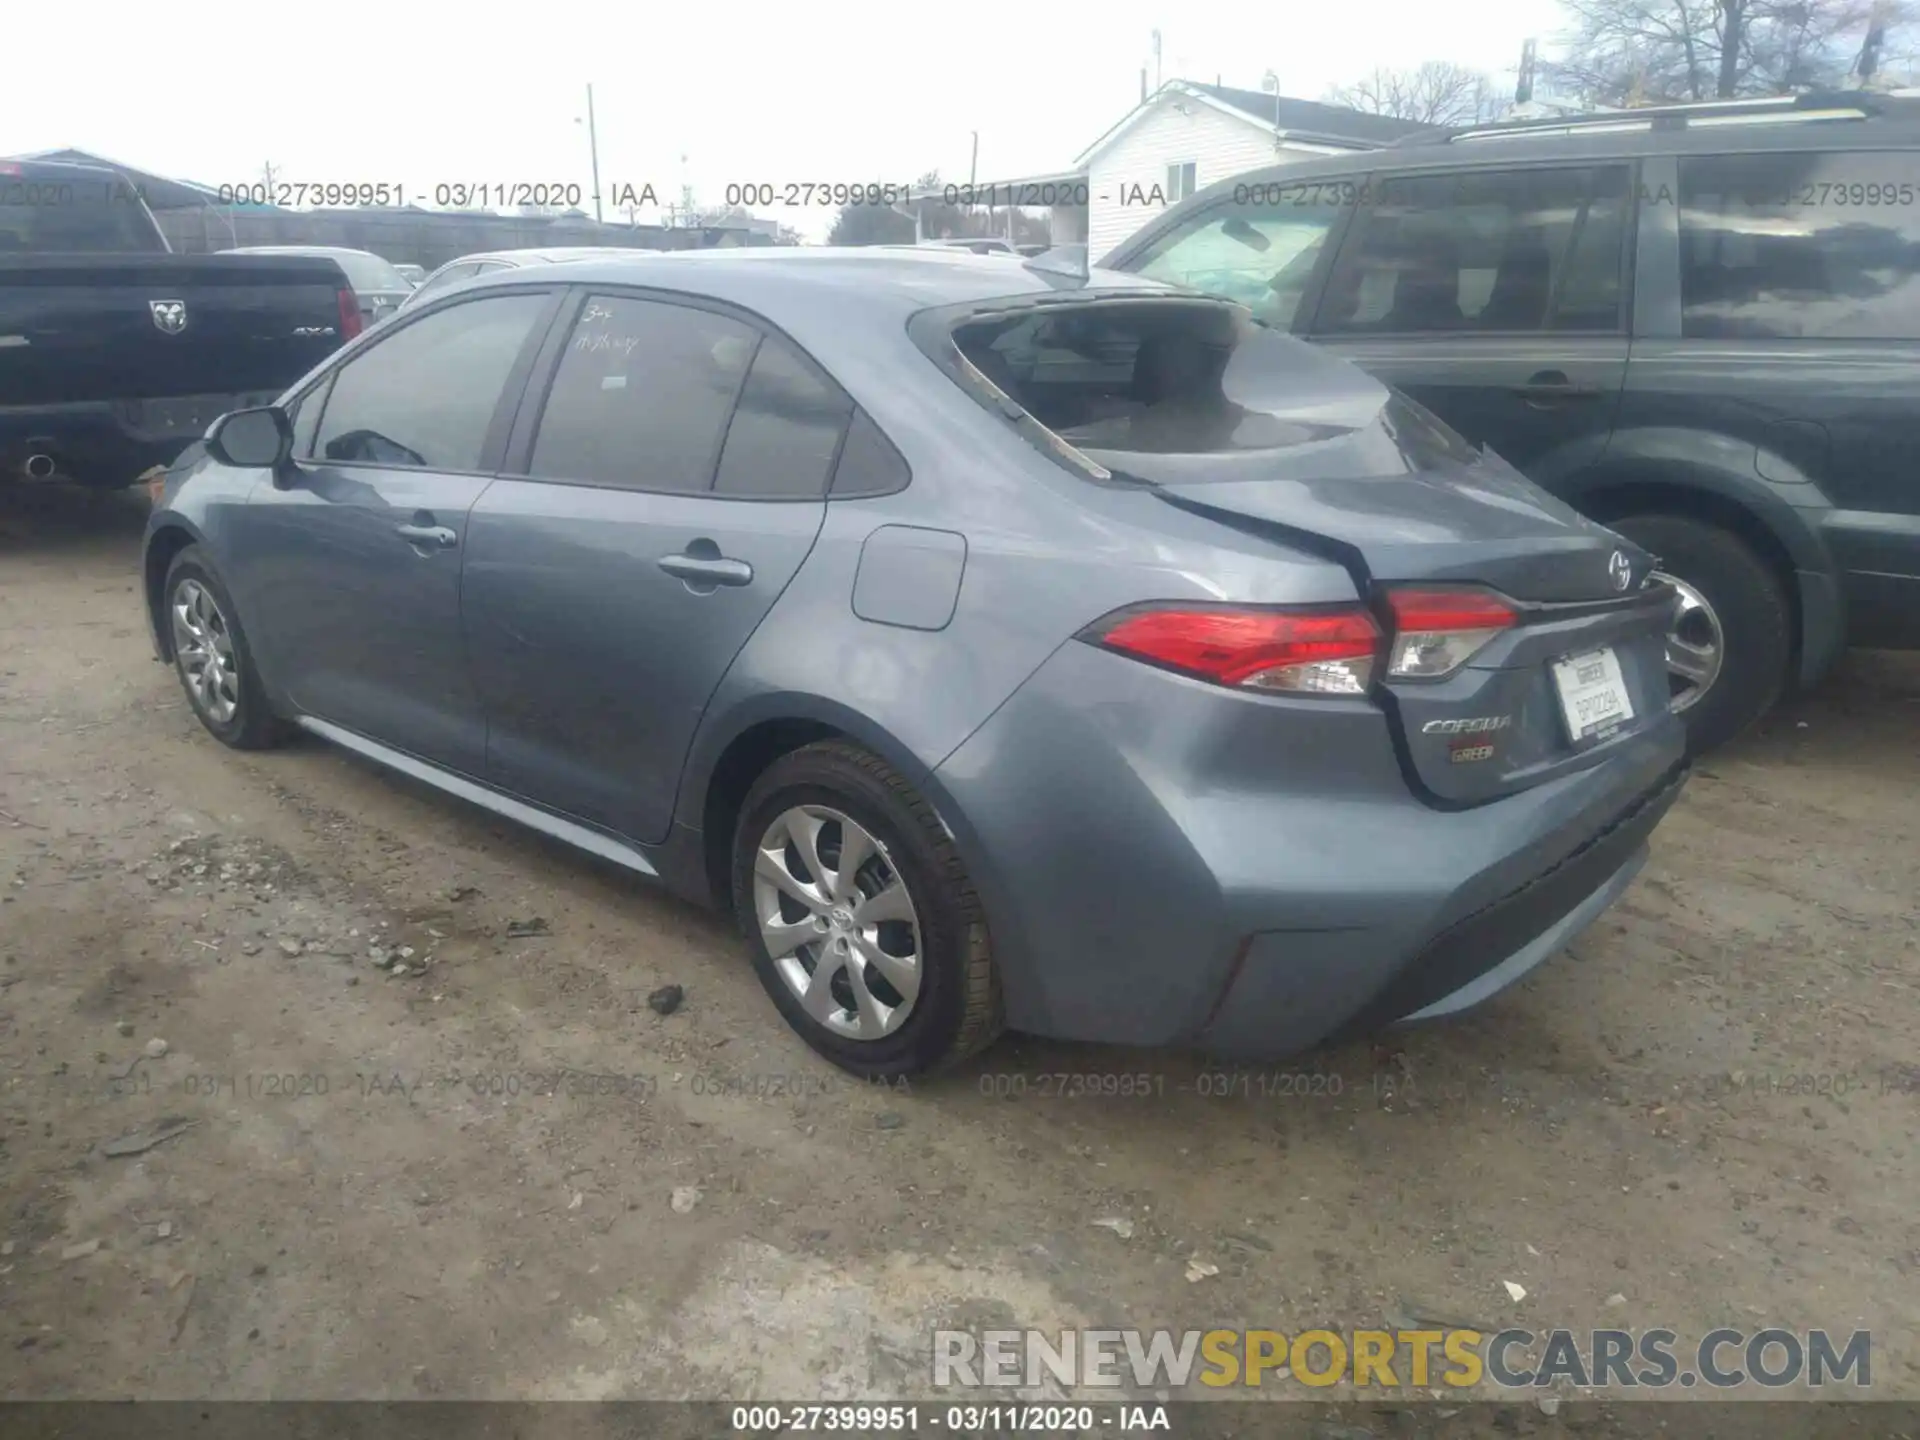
[0, 173, 164, 254]
[335, 251, 410, 293]
[944, 298, 1480, 475]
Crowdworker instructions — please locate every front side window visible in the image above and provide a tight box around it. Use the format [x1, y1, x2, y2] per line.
[1128, 183, 1348, 329]
[1679, 152, 1920, 340]
[528, 295, 757, 493]
[313, 293, 547, 469]
[1316, 166, 1628, 335]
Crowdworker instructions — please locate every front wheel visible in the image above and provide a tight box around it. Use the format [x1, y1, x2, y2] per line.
[730, 741, 1002, 1078]
[163, 546, 286, 750]
[1609, 514, 1791, 755]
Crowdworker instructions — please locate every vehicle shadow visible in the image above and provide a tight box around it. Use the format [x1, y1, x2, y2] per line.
[0, 481, 151, 557]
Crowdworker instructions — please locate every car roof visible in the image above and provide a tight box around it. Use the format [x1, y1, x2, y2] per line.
[448, 246, 660, 267]
[455, 246, 1179, 318]
[224, 245, 387, 258]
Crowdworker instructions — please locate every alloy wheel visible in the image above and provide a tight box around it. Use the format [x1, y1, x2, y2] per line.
[751, 804, 923, 1041]
[1657, 571, 1724, 714]
[171, 578, 241, 725]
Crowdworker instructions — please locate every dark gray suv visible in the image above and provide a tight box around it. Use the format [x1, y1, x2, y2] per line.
[1104, 91, 1920, 753]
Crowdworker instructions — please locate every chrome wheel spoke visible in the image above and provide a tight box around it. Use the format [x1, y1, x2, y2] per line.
[1667, 635, 1717, 684]
[761, 912, 818, 960]
[755, 837, 827, 912]
[841, 952, 893, 1037]
[854, 877, 914, 926]
[830, 823, 873, 903]
[172, 579, 240, 723]
[853, 931, 920, 1005]
[1653, 571, 1723, 715]
[800, 947, 848, 1022]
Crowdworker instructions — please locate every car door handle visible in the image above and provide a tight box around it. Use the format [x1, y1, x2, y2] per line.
[658, 552, 754, 587]
[1515, 371, 1603, 405]
[394, 523, 457, 549]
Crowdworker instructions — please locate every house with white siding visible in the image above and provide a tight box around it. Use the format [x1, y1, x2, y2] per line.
[1077, 82, 1435, 257]
[893, 81, 1435, 259]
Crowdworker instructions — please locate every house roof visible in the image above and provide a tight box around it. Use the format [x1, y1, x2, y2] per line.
[1073, 80, 1437, 167]
[11, 148, 231, 211]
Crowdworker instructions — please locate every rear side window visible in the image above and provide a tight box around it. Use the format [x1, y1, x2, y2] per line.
[1315, 166, 1628, 335]
[713, 337, 853, 499]
[528, 294, 756, 493]
[313, 293, 547, 470]
[1678, 152, 1920, 340]
[1128, 183, 1348, 329]
[831, 410, 910, 497]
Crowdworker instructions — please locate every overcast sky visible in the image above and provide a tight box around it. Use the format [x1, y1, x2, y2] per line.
[7, 0, 1561, 239]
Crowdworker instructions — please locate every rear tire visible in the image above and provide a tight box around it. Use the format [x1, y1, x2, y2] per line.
[162, 546, 287, 751]
[730, 741, 1002, 1079]
[1610, 514, 1791, 755]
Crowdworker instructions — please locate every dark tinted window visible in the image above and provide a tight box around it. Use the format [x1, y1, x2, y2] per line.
[529, 295, 756, 492]
[1317, 166, 1628, 335]
[314, 293, 545, 469]
[831, 410, 910, 497]
[713, 338, 852, 498]
[0, 172, 164, 253]
[1679, 152, 1920, 340]
[1129, 182, 1348, 329]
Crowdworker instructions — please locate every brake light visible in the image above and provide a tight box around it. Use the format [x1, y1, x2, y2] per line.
[337, 288, 363, 340]
[1090, 604, 1382, 696]
[1384, 587, 1517, 678]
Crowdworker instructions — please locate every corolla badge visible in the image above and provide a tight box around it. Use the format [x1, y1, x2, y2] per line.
[1609, 549, 1633, 592]
[149, 299, 188, 334]
[1423, 716, 1512, 735]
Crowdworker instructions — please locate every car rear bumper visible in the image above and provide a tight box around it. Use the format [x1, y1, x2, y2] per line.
[932, 640, 1689, 1057]
[1, 393, 276, 488]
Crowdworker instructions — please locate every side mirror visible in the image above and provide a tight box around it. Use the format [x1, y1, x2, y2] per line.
[204, 406, 292, 470]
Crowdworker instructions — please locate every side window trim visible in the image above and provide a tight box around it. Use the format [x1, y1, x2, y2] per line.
[502, 283, 860, 499]
[1307, 161, 1635, 338]
[299, 286, 566, 478]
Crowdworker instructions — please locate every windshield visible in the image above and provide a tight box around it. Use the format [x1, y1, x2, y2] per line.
[0, 173, 165, 254]
[947, 297, 1481, 476]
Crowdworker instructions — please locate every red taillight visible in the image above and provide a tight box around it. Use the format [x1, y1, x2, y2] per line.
[337, 288, 363, 340]
[1092, 605, 1382, 696]
[1384, 587, 1517, 678]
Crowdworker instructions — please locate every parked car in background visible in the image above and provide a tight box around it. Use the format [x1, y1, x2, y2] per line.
[143, 249, 1685, 1076]
[398, 246, 663, 312]
[394, 263, 426, 288]
[221, 245, 413, 329]
[1, 157, 357, 489]
[1101, 91, 1920, 754]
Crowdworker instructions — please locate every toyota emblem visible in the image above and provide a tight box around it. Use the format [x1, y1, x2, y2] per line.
[1608, 550, 1633, 592]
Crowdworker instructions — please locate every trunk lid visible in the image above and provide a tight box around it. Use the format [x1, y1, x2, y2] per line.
[937, 293, 1678, 806]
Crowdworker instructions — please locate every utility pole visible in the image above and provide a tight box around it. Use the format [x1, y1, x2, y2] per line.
[586, 84, 603, 223]
[969, 131, 978, 191]
[1151, 30, 1162, 92]
[1857, 0, 1894, 84]
[1516, 39, 1536, 107]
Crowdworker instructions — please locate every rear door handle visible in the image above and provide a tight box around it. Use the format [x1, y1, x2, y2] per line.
[658, 552, 754, 588]
[1515, 370, 1603, 405]
[395, 523, 457, 549]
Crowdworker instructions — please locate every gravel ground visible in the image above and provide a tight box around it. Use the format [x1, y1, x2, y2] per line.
[1, 484, 1914, 1415]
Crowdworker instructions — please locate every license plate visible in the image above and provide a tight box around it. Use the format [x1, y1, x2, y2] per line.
[1552, 646, 1634, 744]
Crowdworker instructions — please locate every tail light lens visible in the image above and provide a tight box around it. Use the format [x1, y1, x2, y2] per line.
[1384, 587, 1516, 678]
[337, 288, 363, 340]
[1089, 604, 1382, 696]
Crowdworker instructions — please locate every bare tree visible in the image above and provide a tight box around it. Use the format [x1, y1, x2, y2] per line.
[1543, 0, 1912, 107]
[1327, 61, 1512, 125]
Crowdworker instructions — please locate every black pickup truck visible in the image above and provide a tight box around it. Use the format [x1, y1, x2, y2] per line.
[1, 158, 360, 489]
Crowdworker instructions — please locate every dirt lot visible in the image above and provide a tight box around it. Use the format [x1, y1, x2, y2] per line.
[0, 483, 1914, 1410]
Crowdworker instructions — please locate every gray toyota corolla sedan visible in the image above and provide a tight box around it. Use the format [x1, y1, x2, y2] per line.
[141, 249, 1688, 1077]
